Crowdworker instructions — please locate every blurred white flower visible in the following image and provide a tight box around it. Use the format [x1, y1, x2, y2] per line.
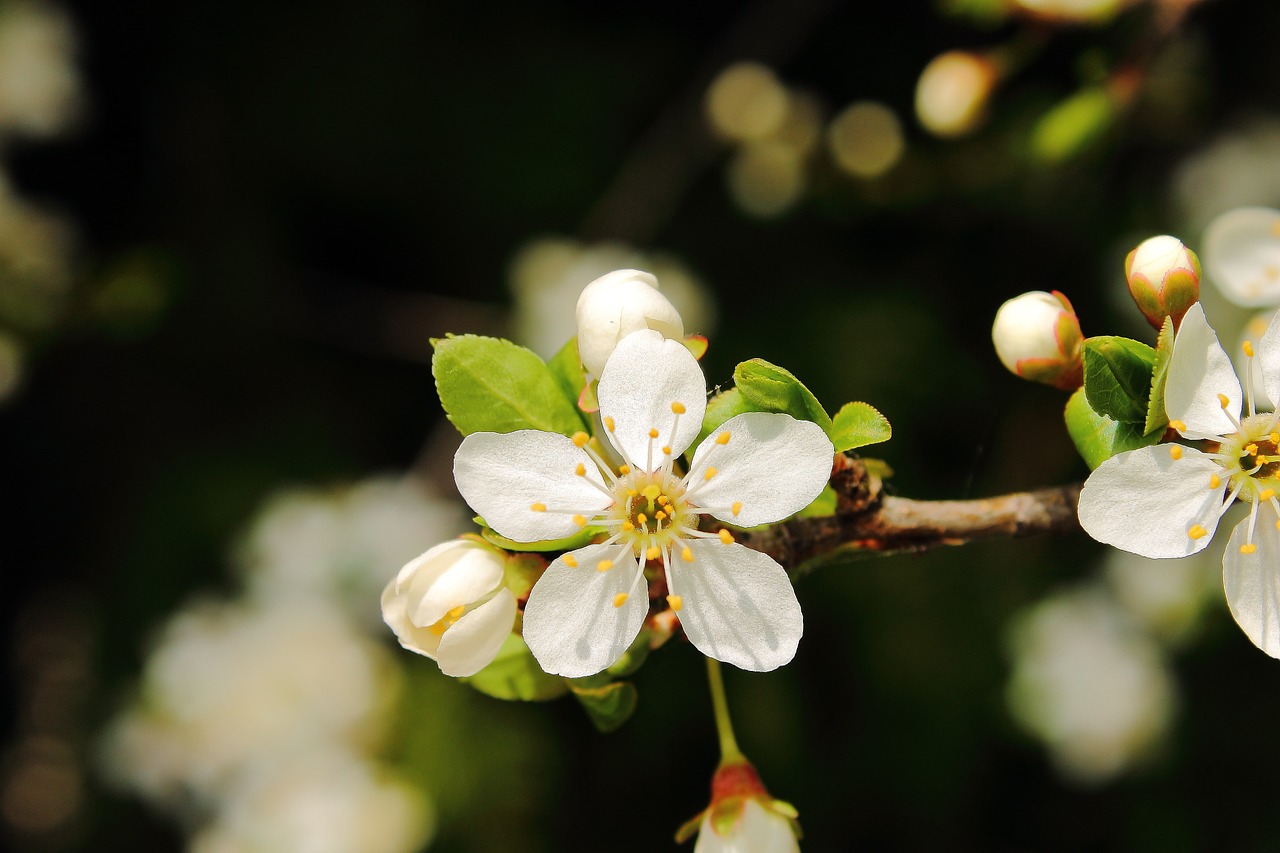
[189, 746, 433, 853]
[704, 62, 789, 143]
[575, 269, 684, 378]
[236, 477, 465, 626]
[0, 169, 76, 330]
[381, 539, 517, 678]
[1173, 118, 1280, 235]
[509, 237, 714, 361]
[1202, 207, 1280, 308]
[914, 51, 996, 139]
[1006, 586, 1177, 784]
[726, 139, 806, 219]
[1102, 546, 1221, 646]
[0, 1, 82, 138]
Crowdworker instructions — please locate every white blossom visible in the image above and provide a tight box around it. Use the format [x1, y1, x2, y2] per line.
[575, 269, 685, 377]
[694, 799, 800, 853]
[453, 330, 832, 677]
[1202, 206, 1280, 308]
[914, 51, 995, 139]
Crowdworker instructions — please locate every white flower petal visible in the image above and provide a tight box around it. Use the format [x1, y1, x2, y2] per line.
[381, 577, 442, 659]
[1253, 308, 1280, 408]
[675, 541, 802, 672]
[522, 543, 649, 678]
[1165, 302, 1241, 439]
[575, 269, 685, 377]
[436, 589, 518, 677]
[1203, 206, 1280, 307]
[1077, 445, 1226, 559]
[694, 800, 799, 853]
[1222, 515, 1280, 658]
[409, 546, 504, 627]
[597, 329, 706, 470]
[688, 412, 832, 526]
[454, 431, 610, 542]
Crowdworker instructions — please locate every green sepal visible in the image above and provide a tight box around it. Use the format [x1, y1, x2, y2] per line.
[734, 359, 833, 434]
[1065, 387, 1162, 470]
[547, 337, 587, 413]
[830, 401, 892, 451]
[604, 628, 652, 677]
[476, 516, 603, 553]
[567, 675, 638, 733]
[696, 388, 759, 447]
[462, 634, 570, 702]
[797, 485, 837, 518]
[683, 334, 709, 360]
[1082, 336, 1157, 423]
[674, 811, 706, 844]
[501, 552, 546, 601]
[1144, 315, 1175, 436]
[432, 334, 586, 437]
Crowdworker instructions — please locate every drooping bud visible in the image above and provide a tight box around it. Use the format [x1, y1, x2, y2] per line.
[676, 761, 800, 853]
[575, 269, 684, 377]
[991, 291, 1084, 390]
[1202, 206, 1280, 308]
[914, 51, 997, 139]
[1124, 235, 1201, 330]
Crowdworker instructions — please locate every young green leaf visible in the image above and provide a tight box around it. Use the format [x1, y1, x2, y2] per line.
[734, 359, 833, 432]
[433, 335, 586, 437]
[464, 634, 570, 702]
[547, 337, 587, 413]
[695, 387, 761, 447]
[1144, 315, 1175, 436]
[1082, 336, 1157, 424]
[830, 401, 892, 451]
[1065, 387, 1162, 470]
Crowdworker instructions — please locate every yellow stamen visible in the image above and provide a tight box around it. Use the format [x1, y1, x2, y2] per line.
[637, 513, 647, 525]
[718, 529, 734, 544]
[612, 593, 629, 607]
[572, 431, 590, 447]
[573, 514, 587, 527]
[716, 432, 731, 445]
[530, 502, 547, 512]
[603, 417, 615, 432]
[563, 554, 578, 568]
[648, 428, 660, 439]
[1244, 341, 1256, 357]
[1209, 474, 1221, 489]
[1170, 446, 1183, 460]
[681, 546, 694, 562]
[1241, 543, 1258, 555]
[1247, 443, 1259, 456]
[1188, 524, 1208, 540]
[662, 445, 672, 455]
[1271, 433, 1279, 445]
[622, 521, 635, 532]
[619, 464, 631, 475]
[430, 621, 448, 636]
[447, 605, 465, 621]
[671, 402, 686, 414]
[1219, 393, 1231, 409]
[575, 463, 586, 476]
[704, 467, 718, 480]
[731, 501, 743, 516]
[1168, 420, 1187, 433]
[596, 559, 613, 572]
[667, 595, 683, 611]
[1262, 489, 1276, 501]
[655, 510, 667, 521]
[645, 546, 660, 561]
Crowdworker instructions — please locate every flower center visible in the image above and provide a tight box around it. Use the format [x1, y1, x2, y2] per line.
[1218, 414, 1280, 496]
[610, 471, 696, 560]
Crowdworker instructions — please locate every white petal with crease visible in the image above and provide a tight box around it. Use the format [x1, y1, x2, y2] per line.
[1223, 518, 1280, 659]
[1166, 303, 1241, 439]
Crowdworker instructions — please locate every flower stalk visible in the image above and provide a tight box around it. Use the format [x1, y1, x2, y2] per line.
[705, 657, 745, 766]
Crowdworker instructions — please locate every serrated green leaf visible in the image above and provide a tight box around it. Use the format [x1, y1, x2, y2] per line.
[830, 401, 892, 451]
[568, 678, 637, 732]
[1083, 336, 1156, 423]
[432, 335, 586, 437]
[1145, 315, 1175, 436]
[477, 517, 602, 553]
[1065, 387, 1162, 470]
[696, 388, 760, 447]
[463, 634, 569, 702]
[734, 359, 832, 433]
[547, 337, 586, 413]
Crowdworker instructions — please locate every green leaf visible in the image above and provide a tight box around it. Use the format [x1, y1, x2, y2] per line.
[696, 388, 761, 447]
[432, 335, 586, 437]
[1065, 387, 1162, 470]
[830, 401, 892, 451]
[1082, 336, 1157, 424]
[1030, 87, 1115, 164]
[568, 677, 638, 732]
[547, 337, 586, 413]
[1145, 315, 1175, 436]
[477, 517, 602, 553]
[734, 359, 832, 433]
[463, 634, 569, 702]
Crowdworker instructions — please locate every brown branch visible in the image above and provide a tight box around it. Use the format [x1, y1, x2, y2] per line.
[733, 455, 1084, 574]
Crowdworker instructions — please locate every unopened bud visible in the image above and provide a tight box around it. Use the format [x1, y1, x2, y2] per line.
[1124, 235, 1201, 329]
[992, 291, 1083, 390]
[576, 269, 684, 377]
[914, 51, 997, 138]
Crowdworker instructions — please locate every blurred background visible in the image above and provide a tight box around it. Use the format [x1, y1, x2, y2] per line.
[3, 0, 1280, 849]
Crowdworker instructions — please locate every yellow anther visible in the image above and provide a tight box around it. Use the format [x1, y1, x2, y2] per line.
[645, 546, 661, 561]
[704, 467, 718, 480]
[667, 595, 683, 611]
[1275, 518, 1280, 531]
[655, 510, 667, 521]
[1209, 474, 1221, 489]
[447, 605, 465, 621]
[1246, 443, 1259, 456]
[619, 464, 631, 475]
[1168, 420, 1187, 433]
[596, 559, 613, 572]
[1169, 446, 1183, 460]
[671, 401, 686, 414]
[563, 554, 578, 568]
[1187, 524, 1208, 540]
[637, 513, 648, 526]
[718, 529, 734, 544]
[658, 495, 671, 505]
[603, 417, 616, 432]
[622, 521, 635, 532]
[613, 593, 629, 608]
[1219, 393, 1231, 409]
[681, 546, 694, 562]
[716, 432, 731, 445]
[1262, 489, 1277, 501]
[572, 431, 590, 447]
[575, 463, 586, 476]
[1271, 433, 1279, 445]
[648, 428, 660, 439]
[731, 501, 743, 516]
[627, 488, 638, 497]
[430, 621, 448, 636]
[1241, 543, 1258, 555]
[531, 502, 547, 512]
[662, 445, 672, 456]
[1245, 341, 1256, 357]
[572, 514, 588, 527]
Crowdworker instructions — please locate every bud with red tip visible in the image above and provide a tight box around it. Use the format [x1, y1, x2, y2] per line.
[676, 761, 800, 853]
[1124, 235, 1201, 330]
[991, 291, 1084, 391]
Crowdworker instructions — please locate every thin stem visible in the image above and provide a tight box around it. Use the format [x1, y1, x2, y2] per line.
[705, 657, 745, 765]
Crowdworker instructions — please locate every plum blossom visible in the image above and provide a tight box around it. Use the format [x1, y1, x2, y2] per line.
[1077, 302, 1280, 656]
[453, 329, 833, 677]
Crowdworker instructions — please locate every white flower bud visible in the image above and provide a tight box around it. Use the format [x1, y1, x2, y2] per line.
[1124, 235, 1200, 329]
[992, 291, 1083, 390]
[381, 540, 516, 678]
[575, 269, 684, 377]
[914, 51, 996, 138]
